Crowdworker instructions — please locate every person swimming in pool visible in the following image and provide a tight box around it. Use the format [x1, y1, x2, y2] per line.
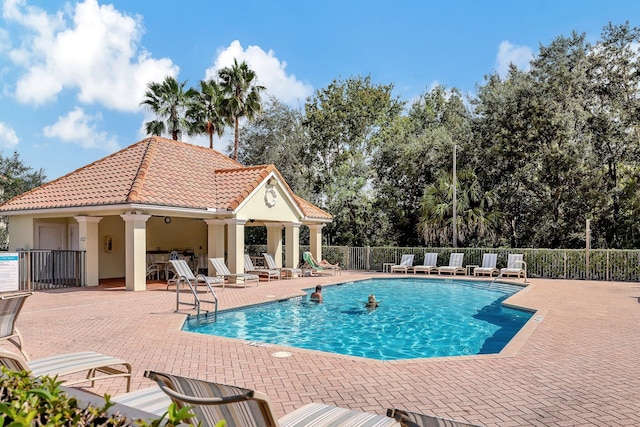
[310, 285, 323, 303]
[364, 294, 380, 309]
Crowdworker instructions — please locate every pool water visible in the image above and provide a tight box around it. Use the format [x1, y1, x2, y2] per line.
[182, 278, 533, 360]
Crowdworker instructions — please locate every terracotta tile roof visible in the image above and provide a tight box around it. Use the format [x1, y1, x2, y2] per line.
[215, 165, 273, 211]
[294, 195, 332, 220]
[0, 136, 332, 221]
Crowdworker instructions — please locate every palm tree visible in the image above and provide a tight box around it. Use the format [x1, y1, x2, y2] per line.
[187, 79, 226, 149]
[140, 76, 193, 140]
[218, 59, 266, 160]
[418, 169, 503, 246]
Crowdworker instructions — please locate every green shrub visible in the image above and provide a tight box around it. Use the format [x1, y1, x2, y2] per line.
[0, 367, 219, 427]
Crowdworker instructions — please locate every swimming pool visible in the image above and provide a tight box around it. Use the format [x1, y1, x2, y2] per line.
[182, 278, 533, 360]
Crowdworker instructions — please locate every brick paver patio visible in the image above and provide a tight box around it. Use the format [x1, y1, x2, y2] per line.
[9, 273, 640, 426]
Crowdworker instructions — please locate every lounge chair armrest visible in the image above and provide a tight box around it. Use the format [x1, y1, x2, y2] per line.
[144, 371, 255, 406]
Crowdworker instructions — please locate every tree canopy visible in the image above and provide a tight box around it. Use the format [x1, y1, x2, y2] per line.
[239, 22, 640, 249]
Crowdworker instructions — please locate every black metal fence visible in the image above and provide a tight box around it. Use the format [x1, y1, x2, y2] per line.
[18, 250, 86, 291]
[12, 246, 640, 291]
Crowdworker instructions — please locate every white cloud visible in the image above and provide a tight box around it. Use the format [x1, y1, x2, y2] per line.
[0, 122, 19, 148]
[4, 0, 177, 110]
[204, 40, 313, 107]
[43, 107, 119, 151]
[495, 41, 534, 77]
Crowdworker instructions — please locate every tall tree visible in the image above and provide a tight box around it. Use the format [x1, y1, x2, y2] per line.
[585, 22, 640, 247]
[303, 75, 404, 245]
[218, 59, 266, 160]
[0, 152, 46, 249]
[141, 76, 193, 140]
[238, 97, 313, 197]
[187, 79, 226, 149]
[371, 85, 472, 246]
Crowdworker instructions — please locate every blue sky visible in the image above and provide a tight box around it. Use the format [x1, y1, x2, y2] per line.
[1, 0, 639, 180]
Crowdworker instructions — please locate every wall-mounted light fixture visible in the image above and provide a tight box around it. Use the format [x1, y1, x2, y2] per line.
[164, 216, 172, 224]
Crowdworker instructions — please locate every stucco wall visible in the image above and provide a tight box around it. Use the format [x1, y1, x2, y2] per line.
[237, 184, 300, 222]
[145, 216, 208, 254]
[8, 215, 34, 250]
[98, 215, 208, 279]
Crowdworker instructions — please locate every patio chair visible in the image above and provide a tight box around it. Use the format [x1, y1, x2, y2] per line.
[262, 253, 302, 279]
[168, 259, 223, 290]
[209, 258, 260, 288]
[0, 292, 32, 360]
[473, 253, 499, 277]
[144, 370, 399, 427]
[387, 407, 483, 427]
[412, 253, 438, 274]
[500, 254, 527, 279]
[0, 347, 132, 392]
[390, 254, 415, 273]
[301, 251, 337, 276]
[244, 254, 280, 281]
[146, 254, 160, 280]
[438, 253, 465, 275]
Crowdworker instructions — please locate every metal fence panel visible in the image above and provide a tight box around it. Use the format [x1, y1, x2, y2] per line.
[18, 250, 86, 291]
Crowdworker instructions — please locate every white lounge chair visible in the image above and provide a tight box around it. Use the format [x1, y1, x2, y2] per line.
[474, 253, 499, 277]
[390, 254, 415, 273]
[244, 254, 281, 281]
[412, 252, 438, 274]
[438, 253, 465, 275]
[169, 259, 223, 290]
[501, 254, 527, 279]
[209, 257, 260, 287]
[262, 253, 302, 279]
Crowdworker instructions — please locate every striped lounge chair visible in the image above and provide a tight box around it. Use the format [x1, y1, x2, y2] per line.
[473, 253, 499, 277]
[390, 254, 415, 274]
[438, 253, 465, 275]
[0, 292, 32, 359]
[0, 347, 132, 392]
[144, 370, 399, 426]
[412, 253, 438, 274]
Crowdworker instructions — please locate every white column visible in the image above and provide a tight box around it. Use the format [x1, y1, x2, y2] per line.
[74, 216, 102, 287]
[285, 222, 301, 269]
[225, 219, 246, 281]
[266, 224, 283, 267]
[205, 219, 226, 276]
[308, 224, 324, 262]
[120, 212, 151, 291]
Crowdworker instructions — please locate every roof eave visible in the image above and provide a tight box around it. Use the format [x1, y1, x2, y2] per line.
[0, 203, 232, 217]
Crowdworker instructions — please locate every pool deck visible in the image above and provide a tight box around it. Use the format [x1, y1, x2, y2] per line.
[12, 272, 640, 426]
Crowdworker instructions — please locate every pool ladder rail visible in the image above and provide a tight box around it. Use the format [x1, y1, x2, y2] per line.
[174, 273, 218, 323]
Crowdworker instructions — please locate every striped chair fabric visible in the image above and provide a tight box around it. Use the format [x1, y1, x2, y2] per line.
[145, 370, 401, 427]
[0, 292, 32, 359]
